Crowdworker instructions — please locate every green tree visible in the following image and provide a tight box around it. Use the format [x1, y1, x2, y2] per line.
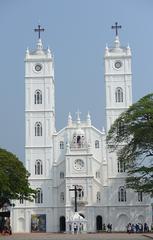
[0, 148, 36, 208]
[107, 93, 153, 196]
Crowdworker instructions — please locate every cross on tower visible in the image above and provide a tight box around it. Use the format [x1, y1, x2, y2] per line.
[111, 22, 122, 36]
[69, 185, 82, 212]
[34, 24, 45, 39]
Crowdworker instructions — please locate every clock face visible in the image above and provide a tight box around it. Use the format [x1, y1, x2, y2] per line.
[114, 61, 122, 69]
[74, 159, 84, 170]
[35, 64, 42, 72]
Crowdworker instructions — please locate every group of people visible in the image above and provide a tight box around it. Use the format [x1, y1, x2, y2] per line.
[127, 222, 149, 233]
[101, 223, 112, 232]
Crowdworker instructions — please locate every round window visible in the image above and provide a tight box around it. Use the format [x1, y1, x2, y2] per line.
[74, 159, 84, 170]
[35, 64, 42, 72]
[114, 61, 122, 69]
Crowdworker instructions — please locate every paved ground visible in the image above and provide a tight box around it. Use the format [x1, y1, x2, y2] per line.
[0, 233, 153, 240]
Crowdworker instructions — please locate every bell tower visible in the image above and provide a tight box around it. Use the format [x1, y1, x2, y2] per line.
[104, 22, 132, 133]
[25, 25, 55, 177]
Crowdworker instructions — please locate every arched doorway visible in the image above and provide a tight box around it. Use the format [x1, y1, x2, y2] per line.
[96, 215, 102, 231]
[117, 214, 129, 231]
[60, 216, 66, 232]
[138, 215, 145, 224]
[18, 218, 25, 232]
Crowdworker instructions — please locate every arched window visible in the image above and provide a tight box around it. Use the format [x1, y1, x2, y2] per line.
[35, 188, 43, 203]
[118, 160, 126, 173]
[60, 172, 64, 179]
[96, 171, 100, 178]
[97, 192, 101, 203]
[35, 122, 42, 136]
[19, 196, 24, 204]
[35, 160, 43, 175]
[60, 192, 64, 202]
[60, 141, 64, 149]
[118, 186, 126, 202]
[138, 192, 143, 202]
[34, 89, 42, 104]
[115, 87, 123, 103]
[95, 140, 99, 148]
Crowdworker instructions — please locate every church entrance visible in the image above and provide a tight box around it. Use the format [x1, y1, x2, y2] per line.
[96, 215, 102, 231]
[60, 216, 66, 232]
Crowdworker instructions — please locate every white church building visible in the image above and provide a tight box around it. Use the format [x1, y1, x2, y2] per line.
[12, 25, 152, 233]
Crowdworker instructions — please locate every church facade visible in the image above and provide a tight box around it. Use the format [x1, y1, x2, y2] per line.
[12, 27, 152, 233]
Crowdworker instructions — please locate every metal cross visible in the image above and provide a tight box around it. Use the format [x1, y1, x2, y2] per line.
[111, 22, 122, 36]
[69, 185, 81, 212]
[34, 25, 45, 39]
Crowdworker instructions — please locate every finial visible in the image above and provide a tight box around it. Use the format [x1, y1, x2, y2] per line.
[68, 112, 72, 126]
[126, 43, 131, 55]
[105, 43, 109, 55]
[26, 47, 29, 56]
[47, 47, 51, 53]
[102, 126, 105, 134]
[76, 109, 81, 124]
[47, 47, 51, 57]
[86, 111, 91, 126]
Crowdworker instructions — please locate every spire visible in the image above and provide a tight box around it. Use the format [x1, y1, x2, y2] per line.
[111, 22, 122, 48]
[34, 24, 45, 52]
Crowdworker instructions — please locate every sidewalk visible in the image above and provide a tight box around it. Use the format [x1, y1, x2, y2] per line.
[0, 232, 153, 240]
[143, 233, 153, 239]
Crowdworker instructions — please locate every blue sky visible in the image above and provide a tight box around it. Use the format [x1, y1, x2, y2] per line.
[0, 0, 153, 161]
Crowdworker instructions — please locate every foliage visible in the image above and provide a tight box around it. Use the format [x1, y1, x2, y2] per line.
[107, 93, 153, 196]
[0, 148, 36, 208]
